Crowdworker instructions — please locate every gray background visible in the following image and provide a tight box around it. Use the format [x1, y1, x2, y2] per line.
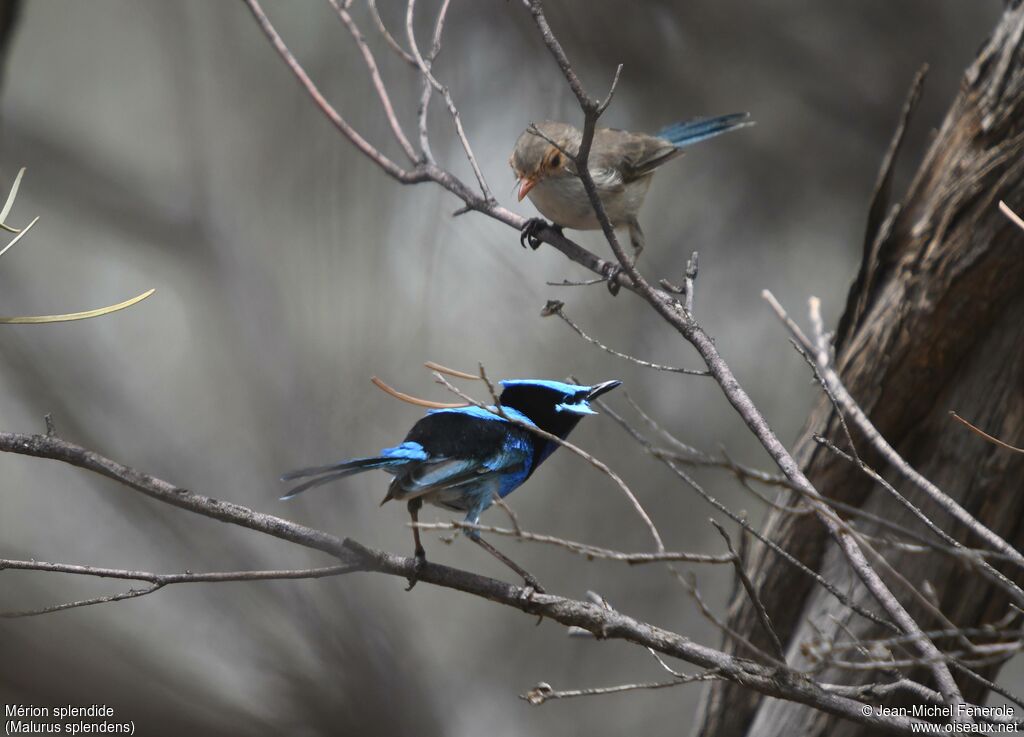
[0, 1, 1004, 735]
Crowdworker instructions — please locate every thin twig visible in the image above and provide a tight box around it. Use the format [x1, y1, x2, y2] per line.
[242, 0, 424, 184]
[949, 411, 1024, 454]
[412, 521, 732, 565]
[711, 520, 786, 662]
[522, 671, 718, 705]
[0, 560, 355, 617]
[366, 0, 418, 66]
[542, 300, 709, 376]
[597, 395, 897, 631]
[765, 289, 1024, 571]
[326, 0, 418, 162]
[406, 0, 491, 200]
[1, 585, 163, 618]
[680, 570, 783, 666]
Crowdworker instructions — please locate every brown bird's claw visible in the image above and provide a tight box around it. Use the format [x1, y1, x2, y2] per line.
[520, 218, 558, 250]
[603, 263, 623, 295]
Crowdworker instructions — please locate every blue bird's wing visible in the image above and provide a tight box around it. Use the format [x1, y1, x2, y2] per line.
[390, 438, 533, 499]
[385, 408, 536, 508]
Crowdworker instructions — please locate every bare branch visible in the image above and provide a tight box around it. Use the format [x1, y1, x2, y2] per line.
[406, 0, 492, 200]
[366, 0, 417, 67]
[326, 0, 418, 162]
[242, 0, 425, 184]
[597, 396, 897, 631]
[413, 521, 732, 565]
[2, 585, 162, 618]
[768, 289, 1024, 628]
[541, 299, 710, 376]
[0, 559, 355, 617]
[812, 434, 1024, 610]
[522, 670, 717, 705]
[0, 558, 354, 583]
[765, 288, 1024, 571]
[711, 520, 786, 662]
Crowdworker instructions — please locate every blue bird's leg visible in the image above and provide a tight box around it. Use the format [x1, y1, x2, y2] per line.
[463, 496, 545, 593]
[405, 497, 427, 591]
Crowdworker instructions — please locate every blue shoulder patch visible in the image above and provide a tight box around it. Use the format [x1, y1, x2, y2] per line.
[427, 404, 537, 427]
[499, 379, 590, 395]
[379, 441, 429, 461]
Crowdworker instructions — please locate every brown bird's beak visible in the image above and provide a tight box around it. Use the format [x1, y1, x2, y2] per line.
[517, 176, 537, 201]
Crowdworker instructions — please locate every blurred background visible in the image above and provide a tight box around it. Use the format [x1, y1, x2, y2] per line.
[0, 1, 1005, 735]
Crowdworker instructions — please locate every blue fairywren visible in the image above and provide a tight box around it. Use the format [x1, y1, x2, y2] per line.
[282, 378, 621, 589]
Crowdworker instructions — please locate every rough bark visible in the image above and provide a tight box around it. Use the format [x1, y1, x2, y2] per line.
[696, 5, 1024, 736]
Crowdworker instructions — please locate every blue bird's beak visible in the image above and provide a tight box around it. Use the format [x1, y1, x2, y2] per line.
[587, 380, 622, 401]
[556, 380, 621, 414]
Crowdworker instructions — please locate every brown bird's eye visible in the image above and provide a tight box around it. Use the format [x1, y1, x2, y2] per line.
[550, 152, 561, 168]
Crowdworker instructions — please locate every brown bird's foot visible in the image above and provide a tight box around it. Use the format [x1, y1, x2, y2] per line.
[603, 262, 622, 295]
[520, 218, 559, 250]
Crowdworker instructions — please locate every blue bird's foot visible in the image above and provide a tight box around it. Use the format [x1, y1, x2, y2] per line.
[405, 551, 427, 591]
[520, 218, 560, 250]
[522, 573, 545, 595]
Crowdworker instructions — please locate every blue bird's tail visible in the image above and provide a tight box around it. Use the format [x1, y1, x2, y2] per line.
[655, 113, 752, 149]
[280, 441, 427, 500]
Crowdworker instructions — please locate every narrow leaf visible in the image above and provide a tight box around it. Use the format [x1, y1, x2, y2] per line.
[0, 288, 156, 324]
[0, 167, 26, 233]
[0, 215, 40, 259]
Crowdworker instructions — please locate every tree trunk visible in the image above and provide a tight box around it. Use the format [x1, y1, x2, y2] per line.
[696, 5, 1024, 736]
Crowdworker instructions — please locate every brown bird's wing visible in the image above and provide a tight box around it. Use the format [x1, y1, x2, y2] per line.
[591, 128, 682, 183]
